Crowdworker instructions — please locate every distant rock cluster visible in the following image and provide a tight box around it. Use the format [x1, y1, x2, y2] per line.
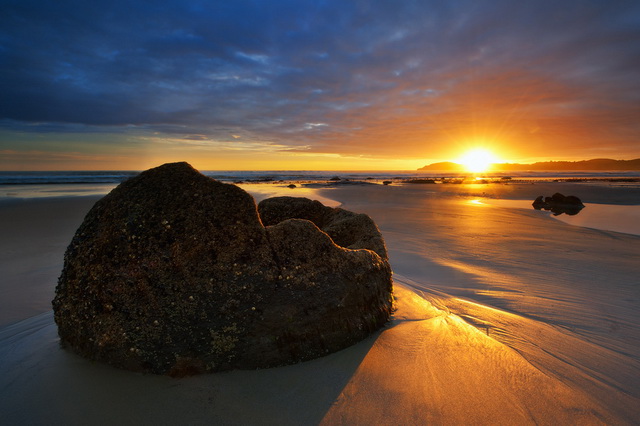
[52, 162, 393, 376]
[532, 193, 585, 215]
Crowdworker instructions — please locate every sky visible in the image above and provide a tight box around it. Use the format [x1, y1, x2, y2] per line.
[1, 0, 639, 171]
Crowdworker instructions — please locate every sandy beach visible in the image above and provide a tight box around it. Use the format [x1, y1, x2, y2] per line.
[1, 181, 639, 424]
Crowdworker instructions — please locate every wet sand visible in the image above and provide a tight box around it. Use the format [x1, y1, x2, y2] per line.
[0, 196, 101, 326]
[1, 182, 639, 424]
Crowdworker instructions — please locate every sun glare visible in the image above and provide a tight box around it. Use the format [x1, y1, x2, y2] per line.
[458, 149, 498, 173]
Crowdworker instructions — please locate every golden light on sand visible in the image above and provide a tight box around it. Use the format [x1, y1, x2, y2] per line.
[457, 149, 499, 173]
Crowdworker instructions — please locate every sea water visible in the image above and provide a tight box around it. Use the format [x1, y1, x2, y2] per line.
[478, 199, 640, 236]
[1, 169, 639, 198]
[1, 170, 638, 236]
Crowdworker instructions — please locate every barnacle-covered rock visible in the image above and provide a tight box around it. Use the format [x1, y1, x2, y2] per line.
[52, 162, 393, 376]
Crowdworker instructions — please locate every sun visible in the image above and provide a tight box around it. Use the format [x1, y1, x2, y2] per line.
[457, 149, 498, 173]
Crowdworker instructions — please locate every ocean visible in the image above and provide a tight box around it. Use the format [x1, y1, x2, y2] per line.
[1, 169, 639, 198]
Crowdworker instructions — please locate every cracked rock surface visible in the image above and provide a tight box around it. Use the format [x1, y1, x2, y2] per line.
[53, 162, 393, 376]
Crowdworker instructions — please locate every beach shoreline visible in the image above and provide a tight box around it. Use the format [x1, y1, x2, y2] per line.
[1, 181, 639, 424]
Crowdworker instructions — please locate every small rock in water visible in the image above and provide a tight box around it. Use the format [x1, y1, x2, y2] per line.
[53, 162, 393, 376]
[532, 192, 584, 215]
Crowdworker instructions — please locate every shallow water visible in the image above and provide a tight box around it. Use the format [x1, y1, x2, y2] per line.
[0, 182, 343, 207]
[0, 183, 117, 198]
[478, 198, 640, 236]
[239, 183, 341, 207]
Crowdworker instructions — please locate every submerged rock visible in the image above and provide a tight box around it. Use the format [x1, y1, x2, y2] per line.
[53, 162, 392, 376]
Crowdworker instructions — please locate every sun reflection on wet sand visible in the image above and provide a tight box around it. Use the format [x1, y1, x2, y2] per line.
[321, 284, 623, 425]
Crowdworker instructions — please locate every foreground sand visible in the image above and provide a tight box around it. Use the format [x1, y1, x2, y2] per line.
[1, 182, 639, 424]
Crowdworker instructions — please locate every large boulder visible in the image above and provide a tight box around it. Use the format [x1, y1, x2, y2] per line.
[53, 162, 393, 376]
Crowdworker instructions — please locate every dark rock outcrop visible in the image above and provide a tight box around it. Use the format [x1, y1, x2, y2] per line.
[52, 162, 392, 376]
[407, 179, 436, 184]
[533, 193, 585, 215]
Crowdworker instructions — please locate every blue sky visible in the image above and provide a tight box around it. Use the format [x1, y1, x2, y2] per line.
[1, 0, 639, 170]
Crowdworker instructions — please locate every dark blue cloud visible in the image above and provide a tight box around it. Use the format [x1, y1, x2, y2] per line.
[1, 0, 639, 160]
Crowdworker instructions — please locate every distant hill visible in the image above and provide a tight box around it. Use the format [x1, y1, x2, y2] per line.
[419, 162, 466, 171]
[419, 158, 640, 171]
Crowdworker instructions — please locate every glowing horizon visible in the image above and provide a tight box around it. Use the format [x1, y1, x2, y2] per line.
[2, 154, 638, 172]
